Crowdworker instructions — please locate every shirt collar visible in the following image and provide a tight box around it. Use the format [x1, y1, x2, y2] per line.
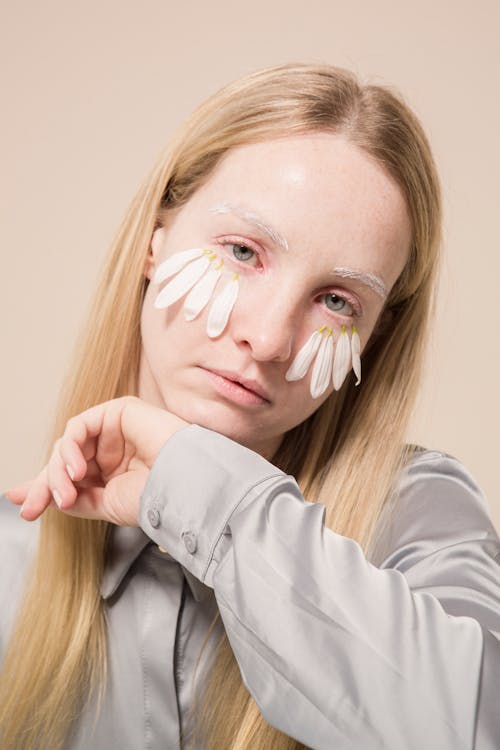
[100, 525, 212, 603]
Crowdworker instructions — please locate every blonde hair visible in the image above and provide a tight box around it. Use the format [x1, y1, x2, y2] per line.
[0, 62, 441, 750]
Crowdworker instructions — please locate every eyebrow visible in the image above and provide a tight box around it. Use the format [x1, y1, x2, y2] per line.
[208, 202, 290, 253]
[208, 201, 388, 300]
[332, 267, 388, 300]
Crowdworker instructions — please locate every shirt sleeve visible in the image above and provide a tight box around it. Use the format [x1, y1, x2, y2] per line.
[0, 497, 40, 661]
[138, 424, 500, 750]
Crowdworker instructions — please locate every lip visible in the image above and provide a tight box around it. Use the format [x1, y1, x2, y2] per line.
[201, 367, 271, 404]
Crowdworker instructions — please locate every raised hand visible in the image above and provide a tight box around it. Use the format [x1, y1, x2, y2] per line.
[4, 396, 189, 526]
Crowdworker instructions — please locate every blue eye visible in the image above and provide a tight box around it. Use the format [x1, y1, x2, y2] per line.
[231, 243, 256, 262]
[324, 293, 354, 316]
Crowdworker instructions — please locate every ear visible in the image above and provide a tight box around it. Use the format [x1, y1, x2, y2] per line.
[144, 226, 167, 281]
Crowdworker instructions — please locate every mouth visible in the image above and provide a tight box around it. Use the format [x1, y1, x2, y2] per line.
[200, 367, 271, 406]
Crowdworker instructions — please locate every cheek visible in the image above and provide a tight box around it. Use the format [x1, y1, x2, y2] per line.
[285, 379, 330, 419]
[140, 288, 163, 349]
[140, 285, 209, 362]
[277, 393, 330, 437]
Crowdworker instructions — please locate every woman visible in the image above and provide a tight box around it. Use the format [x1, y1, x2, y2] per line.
[1, 62, 499, 750]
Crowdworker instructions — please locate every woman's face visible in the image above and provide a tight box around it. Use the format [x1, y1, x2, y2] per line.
[139, 132, 411, 458]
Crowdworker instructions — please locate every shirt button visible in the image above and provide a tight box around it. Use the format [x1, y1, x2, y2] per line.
[147, 508, 161, 528]
[182, 531, 198, 554]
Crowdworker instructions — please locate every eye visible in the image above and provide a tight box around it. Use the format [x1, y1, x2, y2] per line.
[230, 243, 256, 262]
[323, 293, 356, 317]
[217, 238, 261, 270]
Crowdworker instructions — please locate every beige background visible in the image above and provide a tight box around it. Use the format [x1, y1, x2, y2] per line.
[1, 0, 498, 531]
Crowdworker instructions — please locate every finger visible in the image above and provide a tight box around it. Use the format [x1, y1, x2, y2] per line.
[3, 481, 35, 505]
[69, 457, 106, 487]
[95, 400, 128, 476]
[62, 400, 127, 476]
[20, 467, 54, 521]
[62, 411, 102, 465]
[46, 439, 79, 511]
[55, 484, 105, 521]
[57, 434, 89, 484]
[61, 470, 144, 526]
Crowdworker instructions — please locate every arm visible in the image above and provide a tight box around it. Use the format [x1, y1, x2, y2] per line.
[138, 424, 500, 750]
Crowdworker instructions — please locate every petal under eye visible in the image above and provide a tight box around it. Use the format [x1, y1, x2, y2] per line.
[324, 293, 354, 316]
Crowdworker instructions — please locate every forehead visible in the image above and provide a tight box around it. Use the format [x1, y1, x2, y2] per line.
[174, 133, 412, 288]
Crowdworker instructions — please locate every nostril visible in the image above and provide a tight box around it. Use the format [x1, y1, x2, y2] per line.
[231, 299, 297, 362]
[250, 330, 294, 363]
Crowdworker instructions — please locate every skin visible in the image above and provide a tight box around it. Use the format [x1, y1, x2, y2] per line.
[7, 131, 412, 525]
[140, 132, 412, 459]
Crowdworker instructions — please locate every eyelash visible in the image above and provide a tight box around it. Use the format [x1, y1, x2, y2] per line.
[215, 237, 264, 271]
[215, 237, 362, 319]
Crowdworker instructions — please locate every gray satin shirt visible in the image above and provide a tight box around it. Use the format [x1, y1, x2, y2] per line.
[1, 424, 499, 749]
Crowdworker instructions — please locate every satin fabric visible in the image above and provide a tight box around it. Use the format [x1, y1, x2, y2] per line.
[1, 424, 499, 748]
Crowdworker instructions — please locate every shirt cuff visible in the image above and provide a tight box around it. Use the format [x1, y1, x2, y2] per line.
[138, 424, 287, 586]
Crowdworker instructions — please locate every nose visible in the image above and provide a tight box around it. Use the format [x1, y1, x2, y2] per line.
[230, 289, 298, 363]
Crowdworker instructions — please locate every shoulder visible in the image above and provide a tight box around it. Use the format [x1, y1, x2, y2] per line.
[398, 444, 494, 526]
[0, 494, 40, 651]
[370, 445, 499, 567]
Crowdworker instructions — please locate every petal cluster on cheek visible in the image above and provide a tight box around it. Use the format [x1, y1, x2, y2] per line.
[332, 326, 352, 391]
[152, 248, 241, 338]
[310, 328, 334, 399]
[184, 260, 223, 321]
[351, 325, 361, 386]
[285, 324, 362, 399]
[206, 273, 239, 338]
[153, 247, 210, 285]
[285, 326, 326, 381]
[154, 253, 214, 309]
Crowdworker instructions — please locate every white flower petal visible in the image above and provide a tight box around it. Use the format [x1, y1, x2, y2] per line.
[332, 327, 352, 390]
[310, 331, 334, 399]
[153, 248, 208, 285]
[183, 263, 223, 321]
[351, 326, 361, 386]
[154, 255, 211, 309]
[206, 274, 239, 338]
[285, 329, 324, 381]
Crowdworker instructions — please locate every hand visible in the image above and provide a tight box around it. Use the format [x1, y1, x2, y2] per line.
[5, 396, 189, 526]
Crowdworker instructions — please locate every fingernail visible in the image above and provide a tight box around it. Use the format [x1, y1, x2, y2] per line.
[19, 504, 25, 518]
[66, 464, 75, 481]
[52, 489, 63, 509]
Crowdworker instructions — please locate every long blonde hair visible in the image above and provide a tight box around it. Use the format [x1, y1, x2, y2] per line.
[0, 62, 442, 749]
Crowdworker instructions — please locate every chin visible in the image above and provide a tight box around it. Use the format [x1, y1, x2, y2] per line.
[159, 384, 284, 458]
[193, 411, 259, 448]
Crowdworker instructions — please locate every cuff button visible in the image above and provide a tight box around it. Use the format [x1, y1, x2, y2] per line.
[147, 508, 161, 528]
[182, 531, 198, 554]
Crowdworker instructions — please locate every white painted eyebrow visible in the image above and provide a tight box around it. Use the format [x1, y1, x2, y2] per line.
[208, 202, 289, 253]
[333, 267, 388, 300]
[208, 202, 388, 300]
